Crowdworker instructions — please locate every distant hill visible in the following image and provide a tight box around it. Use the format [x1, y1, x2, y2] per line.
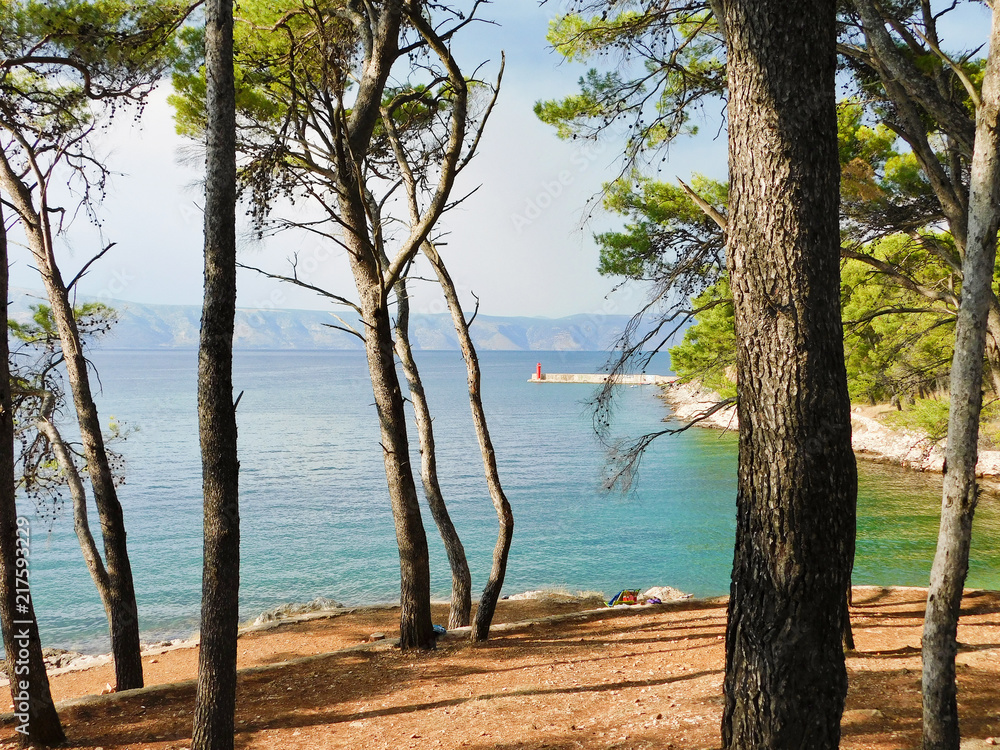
[7, 289, 674, 352]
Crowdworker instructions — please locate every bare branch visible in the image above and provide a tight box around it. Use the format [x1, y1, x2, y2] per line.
[677, 176, 727, 231]
[236, 261, 361, 313]
[322, 314, 365, 342]
[67, 242, 116, 291]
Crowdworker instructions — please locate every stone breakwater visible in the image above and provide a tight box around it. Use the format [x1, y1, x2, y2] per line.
[660, 381, 1000, 484]
[529, 373, 676, 385]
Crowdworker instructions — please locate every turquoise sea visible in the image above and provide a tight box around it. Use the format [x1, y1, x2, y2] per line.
[20, 350, 1000, 653]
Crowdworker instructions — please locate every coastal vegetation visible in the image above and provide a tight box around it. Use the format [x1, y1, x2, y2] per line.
[540, 1, 1000, 747]
[0, 0, 198, 705]
[170, 0, 513, 651]
[0, 1, 997, 750]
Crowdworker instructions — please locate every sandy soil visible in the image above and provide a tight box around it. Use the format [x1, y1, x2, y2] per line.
[2, 587, 998, 750]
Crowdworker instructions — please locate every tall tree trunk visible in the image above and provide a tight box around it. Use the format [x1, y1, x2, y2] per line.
[392, 277, 472, 630]
[191, 0, 240, 747]
[337, 158, 434, 650]
[330, 2, 434, 646]
[0, 153, 143, 692]
[721, 1, 857, 748]
[358, 287, 435, 650]
[424, 243, 514, 643]
[922, 9, 1000, 750]
[0, 208, 64, 746]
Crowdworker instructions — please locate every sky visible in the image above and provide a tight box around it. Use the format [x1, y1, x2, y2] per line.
[5, 2, 729, 320]
[6, 1, 989, 320]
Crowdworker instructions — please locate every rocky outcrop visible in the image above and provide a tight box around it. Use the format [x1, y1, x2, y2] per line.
[660, 381, 1000, 480]
[642, 586, 693, 602]
[247, 596, 344, 627]
[849, 412, 945, 473]
[660, 381, 738, 431]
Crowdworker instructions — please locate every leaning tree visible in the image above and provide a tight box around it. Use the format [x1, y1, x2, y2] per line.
[172, 0, 505, 648]
[0, 0, 194, 691]
[0, 207, 64, 747]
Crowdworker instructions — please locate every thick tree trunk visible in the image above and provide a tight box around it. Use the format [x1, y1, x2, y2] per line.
[721, 2, 857, 748]
[424, 243, 514, 643]
[0, 153, 143, 692]
[191, 0, 240, 748]
[392, 278, 472, 630]
[0, 210, 64, 746]
[921, 9, 1000, 750]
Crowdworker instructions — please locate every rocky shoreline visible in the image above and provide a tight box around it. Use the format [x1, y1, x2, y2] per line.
[660, 380, 1000, 490]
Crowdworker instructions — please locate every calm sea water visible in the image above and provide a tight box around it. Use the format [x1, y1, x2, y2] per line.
[20, 350, 1000, 653]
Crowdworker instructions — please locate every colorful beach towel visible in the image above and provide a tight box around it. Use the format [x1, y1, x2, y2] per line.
[607, 589, 640, 606]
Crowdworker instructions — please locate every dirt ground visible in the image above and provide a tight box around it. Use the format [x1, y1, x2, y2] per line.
[3, 587, 998, 750]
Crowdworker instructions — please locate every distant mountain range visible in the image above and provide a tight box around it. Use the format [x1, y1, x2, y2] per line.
[8, 288, 673, 352]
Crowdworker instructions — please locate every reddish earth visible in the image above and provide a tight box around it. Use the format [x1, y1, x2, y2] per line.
[2, 587, 998, 749]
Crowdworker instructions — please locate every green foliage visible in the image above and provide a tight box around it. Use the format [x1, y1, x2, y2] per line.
[534, 69, 627, 141]
[882, 396, 1000, 449]
[883, 397, 952, 442]
[544, 11, 650, 64]
[669, 233, 959, 408]
[668, 278, 736, 399]
[0, 0, 191, 117]
[9, 302, 118, 348]
[594, 173, 727, 313]
[7, 302, 124, 522]
[169, 0, 361, 223]
[0, 0, 194, 245]
[9, 300, 125, 516]
[168, 22, 284, 140]
[836, 98, 938, 235]
[535, 3, 724, 161]
[840, 234, 956, 404]
[168, 0, 472, 229]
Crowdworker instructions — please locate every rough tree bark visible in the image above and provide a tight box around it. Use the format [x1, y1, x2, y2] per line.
[348, 245, 436, 649]
[0, 207, 64, 746]
[720, 1, 857, 748]
[423, 242, 514, 643]
[921, 8, 1000, 749]
[191, 0, 240, 746]
[0, 153, 143, 692]
[391, 275, 472, 630]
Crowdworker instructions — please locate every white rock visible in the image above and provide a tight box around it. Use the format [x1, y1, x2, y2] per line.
[642, 586, 692, 601]
[249, 596, 343, 626]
